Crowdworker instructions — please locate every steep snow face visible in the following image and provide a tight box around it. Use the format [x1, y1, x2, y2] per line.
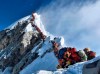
[36, 62, 84, 74]
[33, 13, 47, 36]
[20, 52, 58, 74]
[20, 36, 62, 74]
[7, 13, 48, 36]
[38, 36, 52, 56]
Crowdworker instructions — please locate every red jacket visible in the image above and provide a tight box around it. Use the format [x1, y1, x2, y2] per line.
[67, 47, 76, 53]
[71, 52, 81, 62]
[67, 48, 81, 62]
[87, 51, 96, 60]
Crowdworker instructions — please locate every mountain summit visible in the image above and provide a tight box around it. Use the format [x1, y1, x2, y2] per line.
[0, 13, 100, 74]
[0, 13, 63, 74]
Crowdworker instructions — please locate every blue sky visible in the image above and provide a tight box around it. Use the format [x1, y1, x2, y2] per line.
[0, 0, 94, 30]
[0, 0, 53, 30]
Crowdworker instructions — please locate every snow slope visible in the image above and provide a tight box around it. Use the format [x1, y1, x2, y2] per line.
[1, 56, 100, 74]
[20, 36, 62, 74]
[37, 56, 100, 74]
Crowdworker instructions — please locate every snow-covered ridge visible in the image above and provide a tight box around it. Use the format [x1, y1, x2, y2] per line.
[7, 15, 31, 30]
[7, 13, 47, 35]
[7, 13, 65, 45]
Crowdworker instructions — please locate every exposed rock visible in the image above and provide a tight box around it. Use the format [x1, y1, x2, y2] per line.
[0, 19, 42, 72]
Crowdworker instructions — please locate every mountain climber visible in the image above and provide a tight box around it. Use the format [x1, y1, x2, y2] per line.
[31, 23, 46, 39]
[67, 47, 81, 63]
[57, 59, 65, 69]
[56, 47, 97, 69]
[56, 47, 68, 68]
[57, 47, 81, 68]
[57, 47, 72, 68]
[63, 50, 72, 68]
[30, 13, 35, 21]
[63, 47, 81, 67]
[63, 49, 71, 59]
[58, 47, 67, 59]
[78, 50, 87, 62]
[83, 48, 90, 53]
[88, 51, 96, 60]
[83, 48, 96, 60]
[53, 41, 59, 57]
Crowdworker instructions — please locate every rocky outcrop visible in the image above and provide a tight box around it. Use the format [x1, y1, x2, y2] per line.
[0, 19, 42, 72]
[0, 21, 28, 50]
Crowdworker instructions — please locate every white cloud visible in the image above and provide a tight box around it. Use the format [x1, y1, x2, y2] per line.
[37, 0, 100, 55]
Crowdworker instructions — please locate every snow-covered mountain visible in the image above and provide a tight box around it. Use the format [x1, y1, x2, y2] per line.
[0, 13, 100, 74]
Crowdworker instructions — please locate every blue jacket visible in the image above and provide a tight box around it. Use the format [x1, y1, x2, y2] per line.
[58, 47, 67, 59]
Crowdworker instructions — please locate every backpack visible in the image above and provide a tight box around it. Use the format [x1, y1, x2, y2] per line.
[58, 47, 67, 59]
[71, 52, 81, 62]
[77, 50, 87, 62]
[81, 54, 87, 62]
[89, 51, 96, 57]
[88, 51, 96, 60]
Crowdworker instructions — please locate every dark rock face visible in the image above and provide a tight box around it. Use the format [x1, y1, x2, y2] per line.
[0, 29, 10, 50]
[0, 20, 42, 73]
[0, 21, 28, 50]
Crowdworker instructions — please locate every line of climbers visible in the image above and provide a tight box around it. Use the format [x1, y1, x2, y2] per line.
[30, 13, 96, 69]
[30, 13, 46, 40]
[53, 42, 96, 69]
